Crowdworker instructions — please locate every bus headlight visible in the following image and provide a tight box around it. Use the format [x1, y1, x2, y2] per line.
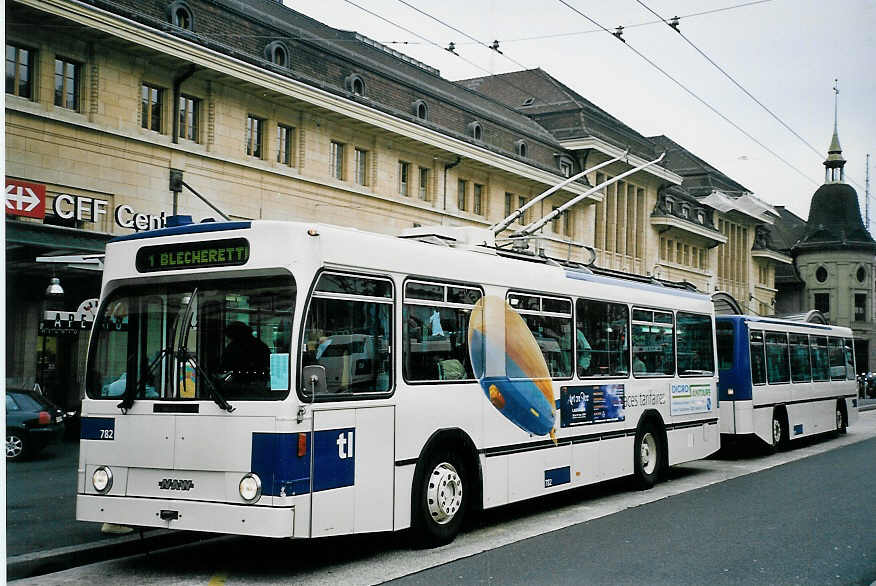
[239, 473, 262, 503]
[92, 466, 113, 494]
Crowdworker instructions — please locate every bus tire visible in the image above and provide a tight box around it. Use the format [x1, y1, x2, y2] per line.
[768, 410, 788, 453]
[835, 401, 847, 435]
[633, 422, 661, 489]
[412, 448, 467, 546]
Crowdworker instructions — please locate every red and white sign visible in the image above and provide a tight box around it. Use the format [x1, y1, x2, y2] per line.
[5, 179, 46, 219]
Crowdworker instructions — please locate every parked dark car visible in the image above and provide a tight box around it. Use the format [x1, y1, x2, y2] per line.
[6, 388, 65, 461]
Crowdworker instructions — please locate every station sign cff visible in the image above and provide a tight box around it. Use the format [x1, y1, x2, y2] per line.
[135, 238, 250, 272]
[5, 178, 166, 230]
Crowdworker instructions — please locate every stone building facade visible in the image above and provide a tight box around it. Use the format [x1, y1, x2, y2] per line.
[6, 0, 788, 409]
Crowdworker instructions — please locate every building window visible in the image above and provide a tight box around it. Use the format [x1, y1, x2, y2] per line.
[855, 294, 867, 321]
[330, 141, 345, 179]
[515, 140, 527, 158]
[467, 121, 482, 141]
[418, 167, 429, 200]
[355, 148, 368, 186]
[564, 209, 573, 237]
[54, 58, 80, 111]
[457, 179, 467, 211]
[504, 192, 513, 218]
[6, 44, 34, 99]
[246, 115, 264, 158]
[345, 73, 366, 96]
[277, 124, 294, 165]
[552, 206, 561, 232]
[557, 156, 575, 178]
[412, 99, 428, 120]
[141, 83, 164, 132]
[815, 266, 828, 283]
[178, 94, 199, 142]
[264, 41, 289, 67]
[167, 1, 194, 30]
[399, 161, 410, 196]
[473, 184, 483, 215]
[857, 266, 866, 283]
[518, 195, 528, 223]
[814, 293, 829, 314]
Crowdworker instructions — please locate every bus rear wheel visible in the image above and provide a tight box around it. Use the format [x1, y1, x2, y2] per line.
[413, 449, 467, 546]
[633, 423, 662, 489]
[768, 411, 787, 453]
[835, 402, 847, 435]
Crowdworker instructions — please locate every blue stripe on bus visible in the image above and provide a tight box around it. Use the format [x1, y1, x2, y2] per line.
[80, 417, 115, 440]
[251, 429, 356, 496]
[109, 221, 252, 242]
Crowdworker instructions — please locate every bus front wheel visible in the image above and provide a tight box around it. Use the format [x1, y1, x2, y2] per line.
[413, 449, 467, 546]
[769, 410, 787, 453]
[633, 423, 662, 489]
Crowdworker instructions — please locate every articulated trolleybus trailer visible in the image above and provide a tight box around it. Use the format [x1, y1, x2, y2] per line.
[716, 315, 859, 451]
[77, 218, 720, 544]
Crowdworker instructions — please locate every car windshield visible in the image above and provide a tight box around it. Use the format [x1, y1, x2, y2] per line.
[86, 275, 295, 402]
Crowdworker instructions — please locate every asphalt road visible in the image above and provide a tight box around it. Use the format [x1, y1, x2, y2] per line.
[10, 413, 876, 584]
[5, 439, 108, 557]
[392, 437, 876, 585]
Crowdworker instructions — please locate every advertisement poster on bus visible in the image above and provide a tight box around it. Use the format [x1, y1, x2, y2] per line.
[559, 384, 625, 428]
[670, 383, 712, 415]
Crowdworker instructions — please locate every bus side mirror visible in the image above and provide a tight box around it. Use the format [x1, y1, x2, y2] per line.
[302, 365, 327, 397]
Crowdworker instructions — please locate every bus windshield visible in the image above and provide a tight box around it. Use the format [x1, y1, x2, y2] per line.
[86, 275, 295, 403]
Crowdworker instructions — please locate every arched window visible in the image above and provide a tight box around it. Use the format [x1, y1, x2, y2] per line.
[412, 99, 428, 120]
[515, 139, 528, 158]
[857, 266, 866, 283]
[467, 121, 483, 141]
[264, 41, 289, 68]
[345, 74, 366, 96]
[167, 1, 194, 31]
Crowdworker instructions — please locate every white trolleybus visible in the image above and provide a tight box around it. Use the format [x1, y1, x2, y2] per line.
[716, 315, 859, 451]
[77, 165, 720, 544]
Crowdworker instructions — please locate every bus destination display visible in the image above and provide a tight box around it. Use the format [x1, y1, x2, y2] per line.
[136, 238, 250, 272]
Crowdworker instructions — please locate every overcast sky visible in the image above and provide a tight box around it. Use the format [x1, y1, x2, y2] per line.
[284, 0, 875, 231]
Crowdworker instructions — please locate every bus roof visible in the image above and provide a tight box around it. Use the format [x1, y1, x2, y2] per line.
[716, 314, 851, 334]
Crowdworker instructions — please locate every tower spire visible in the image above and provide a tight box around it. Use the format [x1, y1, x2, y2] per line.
[824, 79, 845, 183]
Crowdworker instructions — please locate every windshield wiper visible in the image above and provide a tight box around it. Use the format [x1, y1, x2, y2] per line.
[182, 353, 235, 413]
[118, 347, 170, 413]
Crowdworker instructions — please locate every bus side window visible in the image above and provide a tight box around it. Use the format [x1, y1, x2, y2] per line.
[716, 322, 734, 371]
[789, 333, 811, 383]
[575, 299, 629, 378]
[843, 338, 856, 380]
[828, 337, 846, 381]
[810, 336, 829, 381]
[749, 330, 766, 385]
[677, 312, 714, 375]
[402, 281, 481, 383]
[508, 293, 572, 379]
[765, 331, 790, 384]
[631, 309, 674, 377]
[301, 273, 393, 397]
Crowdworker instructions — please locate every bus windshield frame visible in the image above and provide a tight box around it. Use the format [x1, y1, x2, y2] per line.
[86, 274, 295, 404]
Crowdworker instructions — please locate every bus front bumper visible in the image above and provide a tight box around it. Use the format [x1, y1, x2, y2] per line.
[76, 494, 295, 538]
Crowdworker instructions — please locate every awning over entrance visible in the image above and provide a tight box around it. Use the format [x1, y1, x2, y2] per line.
[711, 291, 742, 315]
[6, 220, 111, 276]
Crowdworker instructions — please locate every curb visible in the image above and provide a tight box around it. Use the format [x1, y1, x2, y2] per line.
[6, 528, 214, 580]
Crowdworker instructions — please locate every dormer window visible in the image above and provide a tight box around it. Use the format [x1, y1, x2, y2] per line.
[696, 210, 705, 224]
[681, 205, 689, 219]
[665, 198, 674, 215]
[412, 99, 428, 120]
[521, 97, 535, 106]
[167, 1, 194, 30]
[264, 41, 289, 68]
[467, 121, 483, 141]
[345, 73, 366, 96]
[515, 139, 528, 158]
[557, 155, 575, 178]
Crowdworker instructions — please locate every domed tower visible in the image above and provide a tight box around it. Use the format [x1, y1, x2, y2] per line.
[792, 91, 876, 373]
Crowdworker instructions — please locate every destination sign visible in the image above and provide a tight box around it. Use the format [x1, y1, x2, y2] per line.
[136, 238, 250, 272]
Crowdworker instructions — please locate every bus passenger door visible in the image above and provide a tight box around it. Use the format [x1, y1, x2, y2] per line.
[310, 406, 394, 536]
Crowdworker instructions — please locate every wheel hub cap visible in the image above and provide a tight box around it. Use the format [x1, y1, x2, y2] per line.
[427, 462, 462, 525]
[773, 420, 781, 445]
[7, 435, 22, 458]
[641, 433, 656, 474]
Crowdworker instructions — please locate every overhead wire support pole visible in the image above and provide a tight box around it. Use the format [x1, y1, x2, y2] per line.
[516, 152, 665, 237]
[182, 181, 231, 221]
[491, 149, 630, 235]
